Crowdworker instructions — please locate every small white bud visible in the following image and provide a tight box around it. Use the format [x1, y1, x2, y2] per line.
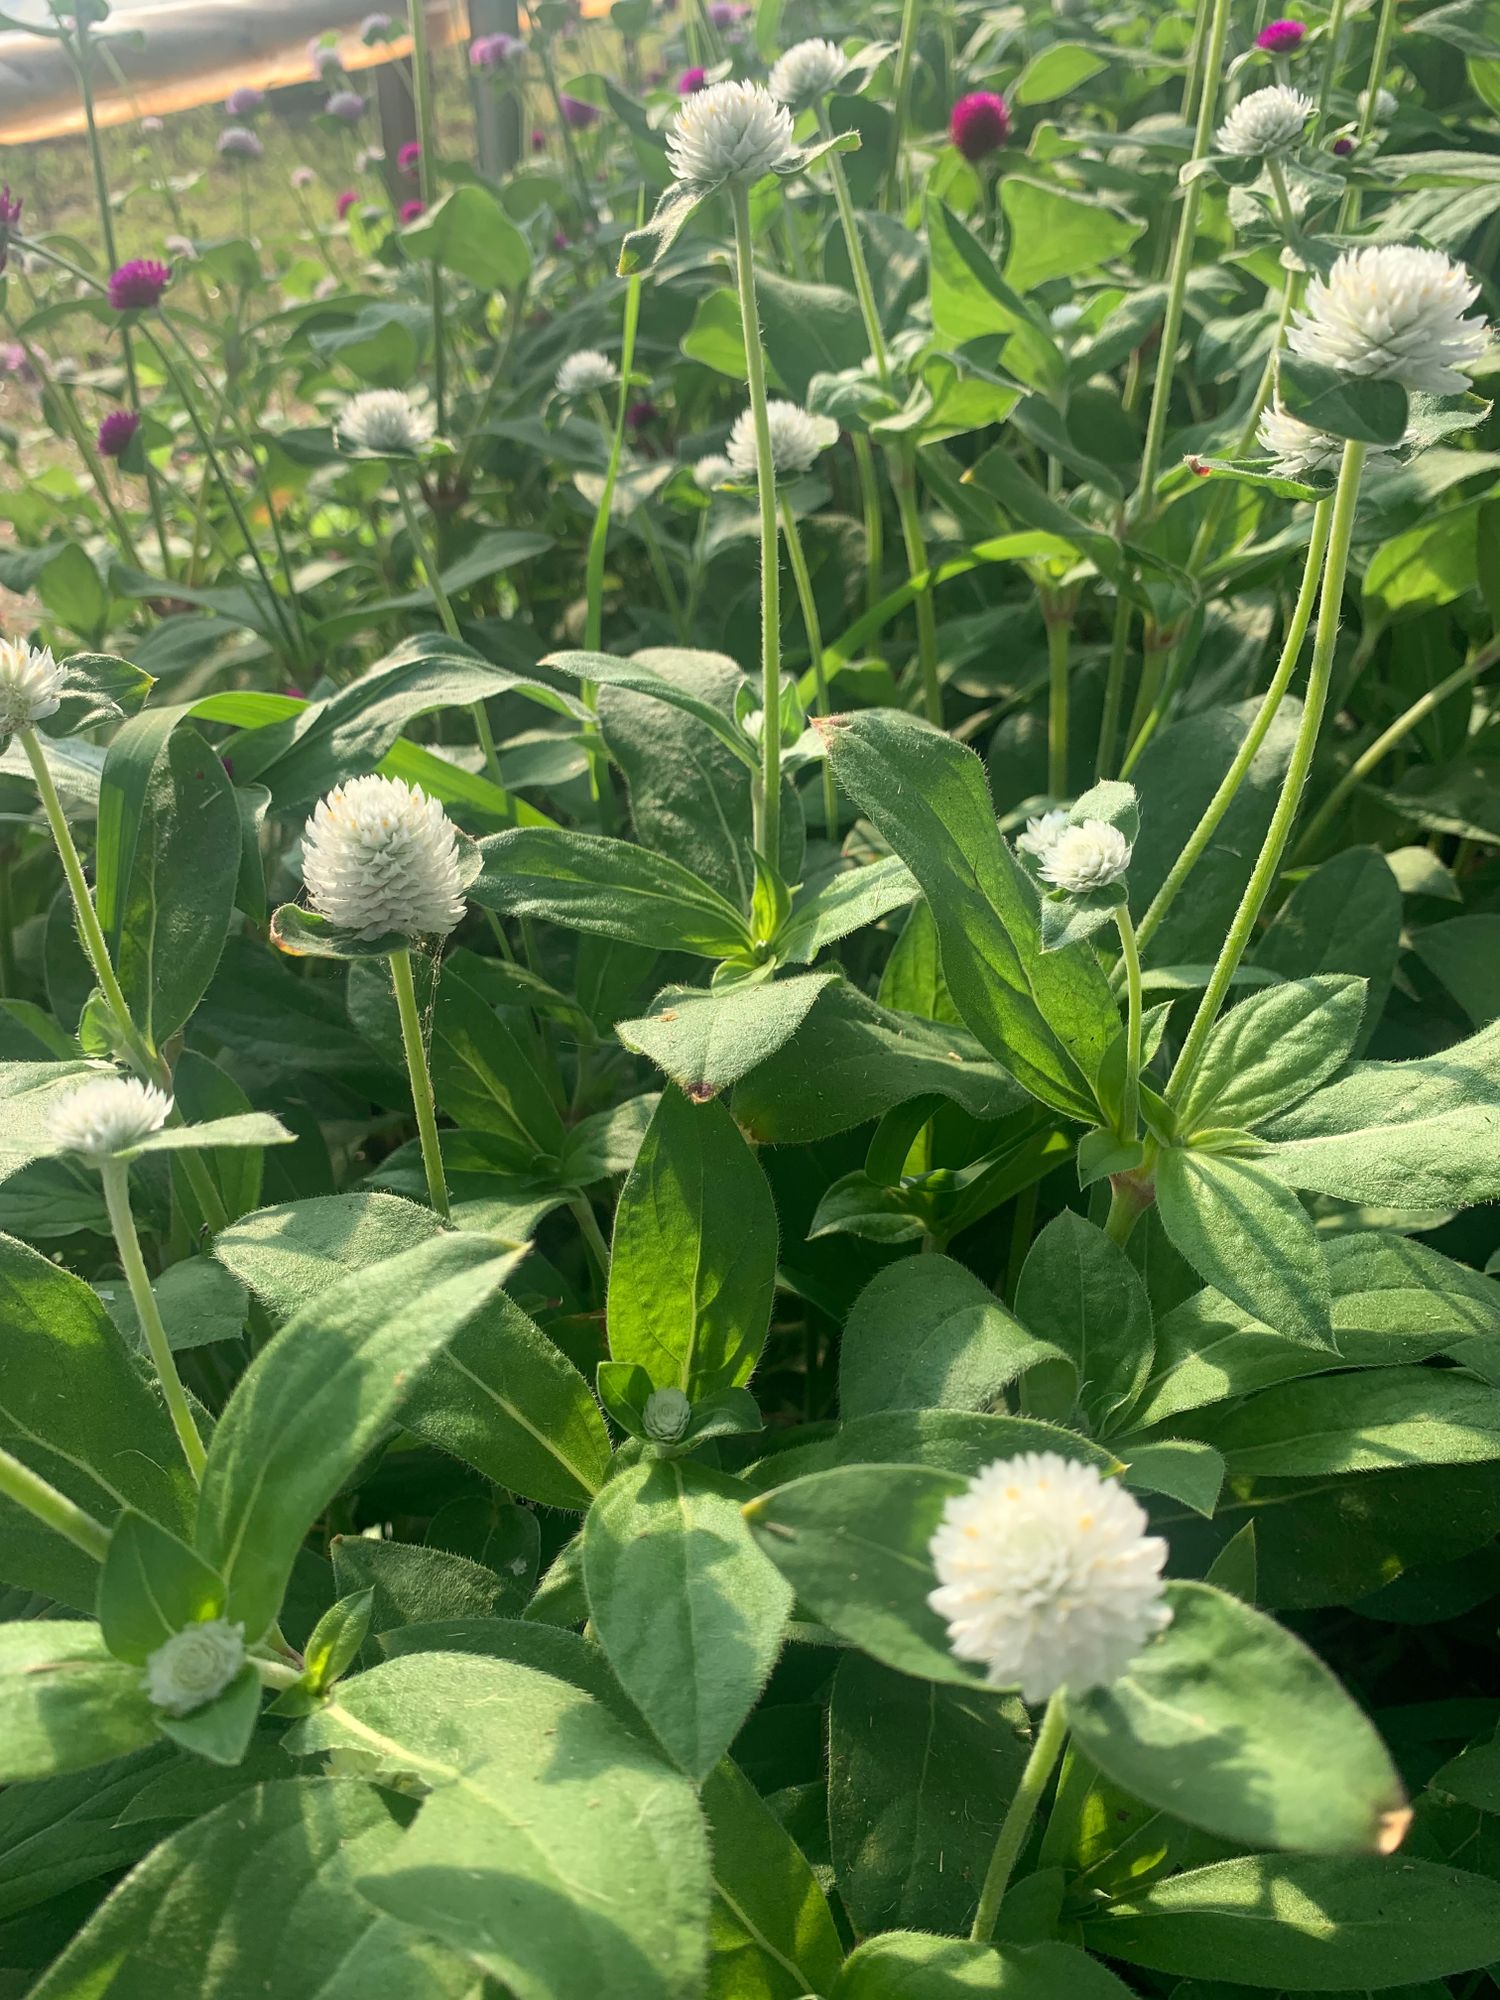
[301, 774, 467, 941]
[1287, 244, 1490, 396]
[692, 452, 734, 493]
[1358, 86, 1398, 124]
[555, 349, 618, 398]
[643, 1387, 692, 1442]
[1015, 808, 1070, 865]
[928, 1452, 1171, 1701]
[336, 388, 436, 455]
[0, 638, 66, 738]
[1038, 820, 1132, 894]
[1216, 84, 1315, 157]
[726, 400, 838, 480]
[144, 1619, 246, 1716]
[667, 79, 797, 186]
[768, 38, 850, 113]
[47, 1074, 172, 1162]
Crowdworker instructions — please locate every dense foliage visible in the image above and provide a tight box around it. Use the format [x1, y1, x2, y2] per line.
[1, 0, 1499, 1993]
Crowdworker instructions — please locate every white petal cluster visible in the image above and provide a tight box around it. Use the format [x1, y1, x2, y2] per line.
[47, 1075, 172, 1161]
[928, 1453, 1171, 1701]
[768, 38, 849, 112]
[1015, 807, 1069, 864]
[1288, 245, 1489, 395]
[1039, 820, 1132, 894]
[302, 775, 467, 941]
[144, 1619, 246, 1716]
[667, 79, 797, 186]
[555, 349, 617, 398]
[1256, 401, 1345, 478]
[726, 399, 838, 479]
[693, 452, 734, 492]
[1359, 86, 1398, 124]
[0, 638, 66, 738]
[336, 388, 435, 455]
[1216, 84, 1314, 157]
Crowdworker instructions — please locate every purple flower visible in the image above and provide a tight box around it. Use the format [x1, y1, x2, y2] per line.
[97, 408, 140, 459]
[309, 36, 343, 79]
[224, 85, 265, 117]
[217, 125, 263, 160]
[531, 127, 548, 151]
[399, 197, 426, 224]
[707, 2, 747, 24]
[676, 65, 706, 93]
[949, 90, 1010, 161]
[1332, 135, 1355, 155]
[336, 188, 359, 219]
[626, 400, 658, 430]
[291, 165, 316, 190]
[140, 115, 164, 133]
[471, 31, 523, 67]
[559, 93, 599, 129]
[398, 139, 422, 176]
[552, 228, 570, 250]
[361, 12, 394, 43]
[1255, 17, 1305, 51]
[108, 258, 172, 311]
[0, 341, 34, 382]
[0, 185, 20, 276]
[325, 89, 366, 122]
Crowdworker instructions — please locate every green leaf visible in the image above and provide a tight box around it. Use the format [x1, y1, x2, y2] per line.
[211, 1191, 438, 1322]
[833, 1408, 1122, 1479]
[1122, 1437, 1223, 1516]
[619, 180, 707, 276]
[703, 1757, 844, 2000]
[97, 1510, 225, 1664]
[777, 855, 919, 964]
[0, 1744, 177, 1924]
[1183, 1368, 1500, 1477]
[1013, 41, 1108, 102]
[926, 198, 1064, 391]
[196, 1234, 519, 1640]
[541, 648, 758, 773]
[399, 184, 531, 292]
[425, 960, 566, 1168]
[1175, 976, 1368, 1137]
[1069, 1581, 1408, 1853]
[1000, 177, 1145, 295]
[1253, 849, 1401, 1057]
[0, 1621, 157, 1781]
[822, 711, 1119, 1121]
[472, 828, 754, 959]
[156, 1661, 262, 1766]
[830, 1650, 1029, 1936]
[1279, 354, 1410, 445]
[43, 650, 155, 739]
[1085, 1854, 1500, 1988]
[617, 974, 836, 1099]
[303, 1588, 376, 1694]
[1154, 1149, 1332, 1349]
[836, 1934, 1135, 1998]
[1015, 1211, 1155, 1433]
[291, 1653, 712, 2000]
[608, 1086, 777, 1397]
[841, 1253, 1072, 1421]
[583, 1460, 792, 1779]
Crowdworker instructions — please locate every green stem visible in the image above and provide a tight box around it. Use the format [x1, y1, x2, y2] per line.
[1168, 443, 1366, 1108]
[730, 180, 785, 865]
[1314, 0, 1351, 138]
[1045, 603, 1071, 798]
[852, 432, 885, 623]
[1095, 590, 1134, 780]
[970, 1693, 1069, 1943]
[0, 1443, 110, 1562]
[894, 446, 942, 725]
[1115, 907, 1144, 1141]
[1132, 501, 1331, 962]
[16, 328, 143, 565]
[781, 494, 838, 835]
[1105, 1170, 1154, 1247]
[101, 1157, 207, 1481]
[405, 0, 448, 428]
[569, 1192, 611, 1279]
[1340, 0, 1399, 228]
[396, 472, 503, 786]
[818, 117, 891, 387]
[390, 947, 450, 1221]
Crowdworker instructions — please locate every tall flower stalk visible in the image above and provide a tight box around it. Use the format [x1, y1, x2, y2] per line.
[389, 947, 450, 1220]
[405, 0, 449, 427]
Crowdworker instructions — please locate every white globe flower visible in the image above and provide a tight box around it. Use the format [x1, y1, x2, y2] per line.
[1038, 819, 1132, 894]
[47, 1075, 172, 1162]
[144, 1619, 246, 1716]
[1288, 246, 1490, 395]
[1256, 401, 1345, 478]
[693, 452, 734, 492]
[1049, 302, 1085, 335]
[928, 1453, 1171, 1702]
[1015, 807, 1070, 863]
[302, 775, 467, 941]
[555, 349, 618, 398]
[726, 400, 838, 480]
[1216, 84, 1315, 158]
[0, 638, 66, 738]
[643, 1387, 692, 1442]
[336, 388, 436, 455]
[667, 79, 797, 187]
[768, 38, 849, 112]
[1359, 86, 1398, 124]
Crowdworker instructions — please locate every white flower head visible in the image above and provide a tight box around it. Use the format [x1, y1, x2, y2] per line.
[1287, 245, 1489, 395]
[301, 774, 466, 940]
[336, 388, 436, 456]
[47, 1075, 172, 1162]
[555, 349, 617, 398]
[643, 1387, 692, 1442]
[768, 37, 850, 112]
[726, 399, 838, 480]
[1016, 807, 1070, 864]
[1256, 400, 1345, 478]
[693, 451, 733, 492]
[1039, 819, 1132, 894]
[144, 1619, 246, 1716]
[0, 638, 66, 738]
[1049, 302, 1085, 335]
[1216, 84, 1314, 157]
[928, 1452, 1171, 1701]
[1359, 86, 1398, 124]
[667, 79, 797, 186]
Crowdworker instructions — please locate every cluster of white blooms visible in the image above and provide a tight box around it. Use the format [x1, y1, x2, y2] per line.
[726, 400, 838, 480]
[47, 1075, 172, 1162]
[1256, 401, 1347, 478]
[1016, 808, 1069, 863]
[555, 349, 618, 398]
[301, 774, 467, 941]
[692, 452, 734, 493]
[768, 38, 850, 112]
[1216, 84, 1315, 157]
[1019, 812, 1132, 894]
[1359, 86, 1398, 124]
[336, 388, 435, 455]
[144, 1619, 246, 1715]
[667, 80, 797, 186]
[929, 1453, 1171, 1701]
[0, 638, 66, 738]
[1288, 245, 1489, 396]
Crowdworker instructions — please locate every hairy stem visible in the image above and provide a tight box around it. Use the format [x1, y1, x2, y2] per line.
[391, 947, 450, 1222]
[970, 1693, 1069, 1942]
[101, 1157, 208, 1480]
[0, 1444, 111, 1562]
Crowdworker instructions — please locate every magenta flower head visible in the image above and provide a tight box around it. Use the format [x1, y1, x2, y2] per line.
[217, 125, 263, 160]
[326, 89, 366, 123]
[361, 11, 394, 42]
[1255, 17, 1305, 51]
[224, 85, 265, 117]
[399, 197, 426, 224]
[1332, 134, 1355, 155]
[108, 258, 172, 311]
[708, 2, 747, 25]
[626, 399, 658, 430]
[531, 127, 548, 150]
[552, 228, 570, 250]
[1, 342, 34, 382]
[950, 90, 1011, 161]
[559, 93, 599, 129]
[398, 139, 422, 176]
[336, 188, 359, 219]
[677, 65, 707, 93]
[97, 409, 140, 460]
[471, 31, 523, 66]
[0, 186, 20, 275]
